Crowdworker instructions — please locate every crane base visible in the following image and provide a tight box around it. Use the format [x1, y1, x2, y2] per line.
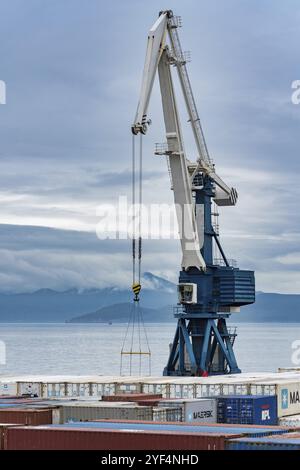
[163, 315, 241, 376]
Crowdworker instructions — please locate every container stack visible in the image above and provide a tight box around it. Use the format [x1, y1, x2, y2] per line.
[0, 369, 300, 449]
[1, 421, 296, 450]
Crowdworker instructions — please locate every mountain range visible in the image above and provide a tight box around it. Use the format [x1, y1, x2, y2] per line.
[0, 272, 299, 323]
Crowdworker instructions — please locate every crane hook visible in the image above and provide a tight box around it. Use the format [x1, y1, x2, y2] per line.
[132, 282, 141, 302]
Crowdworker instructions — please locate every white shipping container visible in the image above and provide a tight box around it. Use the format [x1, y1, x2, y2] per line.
[152, 406, 182, 422]
[159, 398, 217, 423]
[279, 414, 300, 427]
[250, 381, 300, 417]
[277, 382, 300, 417]
[0, 381, 17, 396]
[17, 381, 42, 397]
[60, 403, 154, 423]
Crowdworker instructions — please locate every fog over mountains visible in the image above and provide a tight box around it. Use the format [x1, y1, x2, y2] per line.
[0, 271, 299, 323]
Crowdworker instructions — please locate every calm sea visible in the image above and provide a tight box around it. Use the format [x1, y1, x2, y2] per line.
[0, 322, 299, 376]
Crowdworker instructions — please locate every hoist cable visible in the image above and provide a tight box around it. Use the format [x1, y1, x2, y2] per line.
[129, 302, 136, 375]
[120, 302, 134, 375]
[119, 133, 151, 376]
[138, 133, 143, 284]
[132, 134, 136, 286]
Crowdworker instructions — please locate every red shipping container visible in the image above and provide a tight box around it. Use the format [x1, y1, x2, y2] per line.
[0, 408, 53, 425]
[0, 424, 21, 450]
[4, 426, 242, 450]
[91, 419, 292, 432]
[102, 394, 162, 402]
[136, 399, 162, 406]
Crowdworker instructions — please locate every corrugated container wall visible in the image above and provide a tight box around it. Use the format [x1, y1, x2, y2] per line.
[4, 426, 242, 450]
[0, 408, 53, 425]
[0, 383, 18, 396]
[226, 436, 300, 450]
[279, 415, 300, 427]
[0, 424, 21, 450]
[60, 404, 154, 423]
[158, 399, 217, 423]
[249, 382, 300, 417]
[152, 407, 182, 422]
[217, 395, 277, 425]
[102, 394, 162, 402]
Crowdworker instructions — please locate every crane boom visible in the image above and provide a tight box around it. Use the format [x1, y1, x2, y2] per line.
[167, 15, 212, 166]
[133, 13, 168, 135]
[158, 49, 206, 270]
[132, 10, 239, 270]
[132, 11, 238, 207]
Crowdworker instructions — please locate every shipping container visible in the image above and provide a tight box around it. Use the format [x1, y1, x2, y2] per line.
[102, 393, 162, 402]
[0, 382, 17, 396]
[217, 395, 277, 425]
[60, 403, 154, 423]
[136, 399, 161, 406]
[2, 373, 300, 402]
[226, 436, 300, 450]
[0, 424, 21, 450]
[279, 415, 300, 427]
[266, 432, 300, 439]
[61, 420, 289, 437]
[158, 398, 217, 423]
[250, 381, 300, 417]
[278, 368, 300, 373]
[152, 407, 182, 422]
[4, 425, 243, 450]
[0, 408, 53, 425]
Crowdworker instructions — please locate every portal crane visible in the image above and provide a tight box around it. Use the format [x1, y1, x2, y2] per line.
[132, 10, 255, 376]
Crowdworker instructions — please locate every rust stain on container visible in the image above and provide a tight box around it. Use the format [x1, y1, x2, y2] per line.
[4, 426, 242, 450]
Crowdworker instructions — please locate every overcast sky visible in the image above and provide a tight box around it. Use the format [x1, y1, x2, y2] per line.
[0, 0, 299, 293]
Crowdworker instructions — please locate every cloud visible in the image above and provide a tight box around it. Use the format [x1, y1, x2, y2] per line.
[276, 253, 300, 266]
[0, 1, 299, 293]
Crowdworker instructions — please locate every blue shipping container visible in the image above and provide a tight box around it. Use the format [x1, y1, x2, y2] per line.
[217, 395, 277, 426]
[226, 437, 300, 451]
[57, 421, 287, 438]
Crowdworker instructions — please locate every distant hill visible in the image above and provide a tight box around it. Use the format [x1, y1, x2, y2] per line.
[67, 291, 300, 324]
[232, 292, 300, 323]
[67, 302, 174, 323]
[0, 272, 299, 323]
[0, 272, 176, 322]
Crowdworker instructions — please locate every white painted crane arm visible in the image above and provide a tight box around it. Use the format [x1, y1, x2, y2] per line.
[132, 13, 168, 135]
[158, 50, 206, 271]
